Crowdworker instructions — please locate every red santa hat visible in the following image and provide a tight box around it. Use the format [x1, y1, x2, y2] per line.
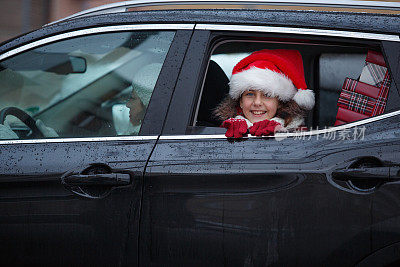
[229, 49, 315, 110]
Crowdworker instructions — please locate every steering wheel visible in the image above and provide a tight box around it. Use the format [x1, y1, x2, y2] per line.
[0, 107, 44, 138]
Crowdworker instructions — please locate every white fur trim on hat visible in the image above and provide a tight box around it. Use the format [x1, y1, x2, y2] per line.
[293, 89, 315, 110]
[229, 67, 297, 101]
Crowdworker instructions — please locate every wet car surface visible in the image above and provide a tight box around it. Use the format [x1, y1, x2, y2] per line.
[1, 1, 400, 266]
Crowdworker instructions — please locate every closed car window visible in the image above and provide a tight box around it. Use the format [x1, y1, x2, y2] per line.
[192, 40, 394, 135]
[0, 30, 175, 139]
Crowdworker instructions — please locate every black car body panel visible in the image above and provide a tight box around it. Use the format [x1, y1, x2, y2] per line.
[0, 139, 153, 265]
[1, 3, 400, 266]
[0, 19, 192, 266]
[143, 114, 400, 266]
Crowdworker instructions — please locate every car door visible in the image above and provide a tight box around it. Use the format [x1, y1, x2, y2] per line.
[0, 23, 193, 266]
[140, 27, 400, 266]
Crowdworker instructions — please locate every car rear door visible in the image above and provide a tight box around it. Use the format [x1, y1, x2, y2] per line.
[140, 27, 400, 266]
[0, 23, 193, 266]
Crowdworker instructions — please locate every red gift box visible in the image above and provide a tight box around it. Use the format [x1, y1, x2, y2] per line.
[337, 78, 380, 116]
[335, 107, 369, 126]
[366, 50, 386, 67]
[334, 51, 391, 126]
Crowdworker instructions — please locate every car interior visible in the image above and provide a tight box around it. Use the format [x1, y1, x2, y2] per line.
[0, 31, 174, 139]
[190, 39, 390, 135]
[0, 34, 394, 139]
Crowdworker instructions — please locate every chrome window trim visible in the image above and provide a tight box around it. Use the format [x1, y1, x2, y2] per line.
[160, 110, 400, 140]
[1, 110, 399, 144]
[0, 24, 195, 61]
[0, 136, 158, 145]
[195, 24, 400, 42]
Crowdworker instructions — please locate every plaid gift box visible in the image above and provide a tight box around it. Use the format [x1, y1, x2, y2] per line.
[338, 78, 380, 116]
[334, 50, 391, 126]
[360, 50, 388, 87]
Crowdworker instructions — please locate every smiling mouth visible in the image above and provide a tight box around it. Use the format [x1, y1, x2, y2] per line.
[251, 110, 267, 116]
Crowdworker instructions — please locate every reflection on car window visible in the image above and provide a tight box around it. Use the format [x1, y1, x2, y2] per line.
[0, 31, 175, 140]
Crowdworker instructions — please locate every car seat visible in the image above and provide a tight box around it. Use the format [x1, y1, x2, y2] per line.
[112, 62, 163, 135]
[196, 60, 230, 127]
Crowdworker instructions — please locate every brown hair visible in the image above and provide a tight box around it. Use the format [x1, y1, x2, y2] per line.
[213, 96, 306, 127]
[275, 99, 306, 126]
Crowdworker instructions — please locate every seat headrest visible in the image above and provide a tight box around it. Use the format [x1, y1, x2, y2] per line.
[197, 60, 230, 126]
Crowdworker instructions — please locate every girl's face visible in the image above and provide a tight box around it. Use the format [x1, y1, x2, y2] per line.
[240, 90, 279, 123]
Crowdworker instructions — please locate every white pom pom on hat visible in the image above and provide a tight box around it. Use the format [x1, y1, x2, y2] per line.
[229, 49, 315, 110]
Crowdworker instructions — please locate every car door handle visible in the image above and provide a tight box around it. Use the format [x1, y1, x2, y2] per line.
[62, 173, 131, 186]
[332, 167, 400, 181]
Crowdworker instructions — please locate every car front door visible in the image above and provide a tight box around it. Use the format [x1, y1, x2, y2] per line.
[0, 24, 192, 265]
[140, 28, 400, 266]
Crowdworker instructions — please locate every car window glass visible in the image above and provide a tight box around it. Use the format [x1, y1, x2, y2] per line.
[191, 41, 392, 135]
[0, 31, 175, 139]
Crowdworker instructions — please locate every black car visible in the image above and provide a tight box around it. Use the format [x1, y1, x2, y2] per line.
[1, 0, 400, 266]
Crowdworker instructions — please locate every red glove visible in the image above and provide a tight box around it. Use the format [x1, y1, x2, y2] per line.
[249, 119, 281, 136]
[221, 118, 248, 138]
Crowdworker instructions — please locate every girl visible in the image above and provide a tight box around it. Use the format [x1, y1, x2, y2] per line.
[214, 49, 315, 138]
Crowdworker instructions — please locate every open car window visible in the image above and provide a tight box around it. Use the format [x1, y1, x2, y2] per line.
[0, 30, 175, 140]
[191, 39, 396, 135]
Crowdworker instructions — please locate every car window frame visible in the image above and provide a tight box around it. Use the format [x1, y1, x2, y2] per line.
[140, 29, 193, 136]
[162, 26, 400, 138]
[0, 24, 195, 144]
[381, 40, 400, 112]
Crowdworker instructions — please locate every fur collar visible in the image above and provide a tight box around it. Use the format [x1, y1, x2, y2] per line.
[214, 96, 304, 130]
[235, 115, 304, 130]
